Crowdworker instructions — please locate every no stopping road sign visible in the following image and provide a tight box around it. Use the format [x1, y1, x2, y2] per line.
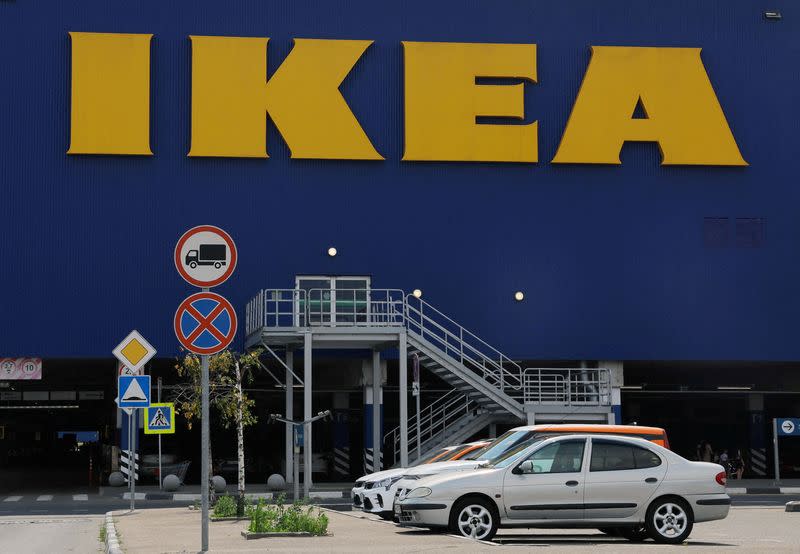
[174, 291, 237, 355]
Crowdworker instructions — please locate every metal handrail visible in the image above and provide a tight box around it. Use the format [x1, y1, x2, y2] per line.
[383, 390, 474, 465]
[306, 288, 404, 327]
[404, 295, 524, 396]
[522, 368, 612, 406]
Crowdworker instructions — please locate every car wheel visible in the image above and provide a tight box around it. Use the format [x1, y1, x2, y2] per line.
[378, 511, 394, 521]
[645, 497, 693, 544]
[449, 497, 498, 541]
[617, 526, 648, 542]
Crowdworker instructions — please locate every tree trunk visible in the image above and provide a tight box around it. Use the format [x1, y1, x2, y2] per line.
[235, 361, 246, 517]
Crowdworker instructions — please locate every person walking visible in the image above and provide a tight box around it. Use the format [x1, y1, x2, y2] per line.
[701, 440, 714, 463]
[731, 449, 745, 480]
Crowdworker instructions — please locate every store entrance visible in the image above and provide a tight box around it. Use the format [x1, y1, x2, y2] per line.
[0, 407, 104, 492]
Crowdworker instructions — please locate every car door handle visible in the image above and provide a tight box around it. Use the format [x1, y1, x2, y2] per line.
[645, 477, 658, 484]
[565, 480, 579, 487]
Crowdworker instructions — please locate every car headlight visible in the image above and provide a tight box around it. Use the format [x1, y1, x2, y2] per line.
[406, 487, 432, 499]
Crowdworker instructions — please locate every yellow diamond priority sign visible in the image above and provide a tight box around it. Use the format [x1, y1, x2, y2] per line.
[113, 330, 156, 372]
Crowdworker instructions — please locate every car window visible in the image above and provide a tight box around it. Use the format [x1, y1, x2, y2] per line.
[591, 441, 661, 471]
[519, 440, 585, 474]
[633, 445, 662, 468]
[591, 441, 636, 471]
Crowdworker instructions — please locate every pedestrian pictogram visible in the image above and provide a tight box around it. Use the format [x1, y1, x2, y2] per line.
[174, 291, 237, 355]
[113, 330, 156, 372]
[118, 375, 151, 408]
[174, 225, 237, 288]
[145, 402, 175, 434]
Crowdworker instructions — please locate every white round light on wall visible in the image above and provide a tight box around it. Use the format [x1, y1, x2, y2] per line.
[514, 291, 524, 302]
[327, 247, 337, 257]
[412, 289, 423, 298]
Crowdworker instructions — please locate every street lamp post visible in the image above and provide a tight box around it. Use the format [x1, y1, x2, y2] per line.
[269, 410, 331, 500]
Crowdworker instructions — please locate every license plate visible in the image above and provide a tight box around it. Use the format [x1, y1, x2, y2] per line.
[394, 503, 402, 515]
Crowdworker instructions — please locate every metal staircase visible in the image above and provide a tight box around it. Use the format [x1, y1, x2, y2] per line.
[245, 288, 612, 468]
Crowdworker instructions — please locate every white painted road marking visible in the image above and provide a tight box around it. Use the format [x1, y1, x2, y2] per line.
[122, 492, 146, 500]
[72, 494, 88, 501]
[36, 495, 53, 501]
[2, 497, 22, 502]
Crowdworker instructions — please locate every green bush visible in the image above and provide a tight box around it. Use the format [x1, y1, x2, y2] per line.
[212, 495, 237, 518]
[248, 495, 329, 535]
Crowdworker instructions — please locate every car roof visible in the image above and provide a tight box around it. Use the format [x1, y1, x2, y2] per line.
[509, 423, 666, 434]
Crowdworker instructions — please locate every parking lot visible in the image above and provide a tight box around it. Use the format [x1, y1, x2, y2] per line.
[110, 505, 800, 553]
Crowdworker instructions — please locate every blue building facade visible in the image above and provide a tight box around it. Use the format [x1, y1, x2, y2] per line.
[1, 1, 799, 482]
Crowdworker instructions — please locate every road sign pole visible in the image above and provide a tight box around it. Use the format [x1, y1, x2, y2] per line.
[201, 352, 210, 552]
[158, 377, 162, 490]
[129, 410, 135, 511]
[773, 418, 780, 482]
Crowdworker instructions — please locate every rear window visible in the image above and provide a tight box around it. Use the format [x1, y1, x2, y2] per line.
[590, 440, 662, 471]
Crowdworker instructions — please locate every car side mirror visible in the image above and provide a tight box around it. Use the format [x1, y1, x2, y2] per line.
[513, 460, 534, 475]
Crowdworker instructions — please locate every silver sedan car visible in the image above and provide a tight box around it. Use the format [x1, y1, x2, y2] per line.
[396, 434, 730, 543]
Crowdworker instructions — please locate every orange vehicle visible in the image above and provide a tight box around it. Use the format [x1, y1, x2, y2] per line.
[525, 423, 670, 449]
[423, 440, 493, 464]
[469, 424, 670, 467]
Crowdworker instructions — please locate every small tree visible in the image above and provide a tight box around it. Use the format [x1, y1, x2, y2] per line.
[174, 349, 261, 516]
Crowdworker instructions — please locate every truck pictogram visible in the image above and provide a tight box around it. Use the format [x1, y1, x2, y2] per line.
[185, 244, 227, 269]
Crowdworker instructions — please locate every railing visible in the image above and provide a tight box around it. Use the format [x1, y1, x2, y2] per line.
[404, 295, 524, 400]
[522, 368, 611, 406]
[307, 289, 404, 327]
[246, 289, 307, 337]
[383, 389, 476, 466]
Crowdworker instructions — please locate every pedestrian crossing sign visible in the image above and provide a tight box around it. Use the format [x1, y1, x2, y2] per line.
[144, 402, 175, 434]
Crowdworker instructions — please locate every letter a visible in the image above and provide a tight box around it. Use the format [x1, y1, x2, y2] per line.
[552, 46, 746, 166]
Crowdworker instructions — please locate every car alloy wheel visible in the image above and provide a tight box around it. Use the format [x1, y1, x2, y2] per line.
[456, 504, 494, 540]
[646, 498, 693, 544]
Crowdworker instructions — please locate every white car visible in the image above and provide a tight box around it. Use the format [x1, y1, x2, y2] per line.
[392, 424, 668, 506]
[354, 442, 490, 519]
[396, 434, 730, 544]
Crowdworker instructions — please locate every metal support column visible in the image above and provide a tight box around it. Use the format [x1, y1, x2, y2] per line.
[399, 332, 409, 467]
[372, 350, 381, 472]
[285, 348, 294, 484]
[303, 332, 312, 497]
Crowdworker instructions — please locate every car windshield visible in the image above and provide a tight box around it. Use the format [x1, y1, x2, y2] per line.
[476, 430, 536, 461]
[410, 447, 453, 467]
[488, 438, 545, 468]
[436, 444, 474, 461]
[459, 444, 490, 460]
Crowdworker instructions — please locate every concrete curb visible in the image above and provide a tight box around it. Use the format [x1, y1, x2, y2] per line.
[104, 511, 123, 554]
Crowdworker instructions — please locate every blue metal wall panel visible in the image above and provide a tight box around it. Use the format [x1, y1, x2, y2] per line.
[0, 1, 797, 360]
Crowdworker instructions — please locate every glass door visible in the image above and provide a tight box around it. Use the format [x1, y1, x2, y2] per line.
[295, 276, 370, 326]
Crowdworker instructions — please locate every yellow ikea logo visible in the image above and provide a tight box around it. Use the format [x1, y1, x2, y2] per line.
[67, 32, 746, 166]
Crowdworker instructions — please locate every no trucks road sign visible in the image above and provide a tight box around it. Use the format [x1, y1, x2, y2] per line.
[174, 225, 237, 288]
[174, 291, 237, 355]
